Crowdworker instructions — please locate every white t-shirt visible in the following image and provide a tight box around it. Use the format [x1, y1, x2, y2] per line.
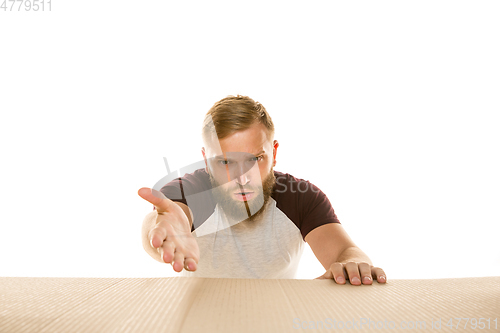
[156, 168, 340, 279]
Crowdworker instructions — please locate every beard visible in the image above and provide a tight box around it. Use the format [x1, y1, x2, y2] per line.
[208, 167, 276, 223]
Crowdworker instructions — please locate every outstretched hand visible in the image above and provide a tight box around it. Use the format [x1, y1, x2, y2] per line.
[138, 187, 199, 272]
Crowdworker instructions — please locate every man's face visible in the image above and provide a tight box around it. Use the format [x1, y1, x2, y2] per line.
[202, 122, 279, 223]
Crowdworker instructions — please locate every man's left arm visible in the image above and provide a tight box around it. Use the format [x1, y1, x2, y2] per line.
[305, 223, 387, 285]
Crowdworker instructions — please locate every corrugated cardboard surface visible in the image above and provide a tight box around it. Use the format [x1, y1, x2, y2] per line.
[1, 277, 499, 332]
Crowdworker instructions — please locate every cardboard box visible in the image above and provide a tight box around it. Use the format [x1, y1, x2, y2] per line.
[1, 276, 499, 332]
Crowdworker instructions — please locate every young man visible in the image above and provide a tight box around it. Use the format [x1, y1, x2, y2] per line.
[138, 95, 387, 285]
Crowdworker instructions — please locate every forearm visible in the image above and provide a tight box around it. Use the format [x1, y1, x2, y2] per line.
[336, 246, 373, 265]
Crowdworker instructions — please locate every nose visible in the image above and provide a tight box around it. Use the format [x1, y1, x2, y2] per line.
[233, 162, 251, 186]
[235, 172, 250, 186]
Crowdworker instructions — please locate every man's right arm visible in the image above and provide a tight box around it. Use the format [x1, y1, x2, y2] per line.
[174, 201, 194, 231]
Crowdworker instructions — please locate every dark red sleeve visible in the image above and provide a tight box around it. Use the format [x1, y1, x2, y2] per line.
[273, 171, 340, 241]
[153, 168, 215, 232]
[298, 181, 341, 241]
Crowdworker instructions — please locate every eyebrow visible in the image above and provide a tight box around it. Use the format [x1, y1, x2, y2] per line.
[215, 151, 266, 160]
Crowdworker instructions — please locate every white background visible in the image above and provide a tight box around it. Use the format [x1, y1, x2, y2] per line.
[1, 1, 499, 280]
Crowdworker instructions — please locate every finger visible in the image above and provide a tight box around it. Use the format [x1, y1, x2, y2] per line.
[371, 267, 387, 283]
[138, 187, 174, 213]
[149, 225, 167, 249]
[161, 240, 175, 264]
[172, 250, 185, 273]
[358, 263, 373, 285]
[315, 269, 333, 280]
[329, 262, 347, 284]
[184, 257, 197, 271]
[344, 262, 361, 285]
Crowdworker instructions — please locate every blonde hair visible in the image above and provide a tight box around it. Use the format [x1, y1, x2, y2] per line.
[202, 95, 275, 145]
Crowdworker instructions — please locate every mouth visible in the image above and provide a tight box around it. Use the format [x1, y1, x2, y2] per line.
[233, 191, 255, 201]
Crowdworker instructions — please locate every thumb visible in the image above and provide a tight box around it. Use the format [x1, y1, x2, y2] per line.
[138, 187, 173, 213]
[315, 270, 333, 280]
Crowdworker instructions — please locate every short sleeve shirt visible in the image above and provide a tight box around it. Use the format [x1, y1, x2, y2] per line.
[156, 168, 340, 279]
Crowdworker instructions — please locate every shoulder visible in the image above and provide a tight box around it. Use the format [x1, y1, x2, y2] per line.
[181, 168, 211, 190]
[272, 170, 323, 200]
[161, 168, 211, 193]
[160, 167, 215, 232]
[272, 170, 340, 241]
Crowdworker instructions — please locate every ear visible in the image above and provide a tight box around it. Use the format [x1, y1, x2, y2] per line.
[201, 147, 209, 172]
[272, 140, 279, 167]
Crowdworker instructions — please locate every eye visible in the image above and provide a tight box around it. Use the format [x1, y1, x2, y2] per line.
[251, 156, 263, 162]
[218, 159, 231, 165]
